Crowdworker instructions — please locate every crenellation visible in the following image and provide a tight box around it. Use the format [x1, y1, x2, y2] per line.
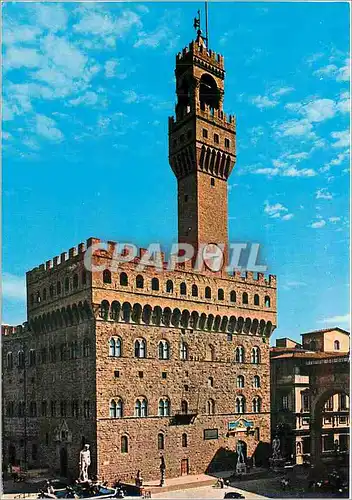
[45, 260, 52, 270]
[78, 242, 85, 254]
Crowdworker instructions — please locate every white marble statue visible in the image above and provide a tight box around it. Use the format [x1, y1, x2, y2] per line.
[79, 444, 91, 482]
[272, 436, 281, 460]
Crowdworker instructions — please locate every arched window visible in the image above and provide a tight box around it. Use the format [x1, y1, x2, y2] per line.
[83, 339, 90, 358]
[135, 339, 146, 358]
[65, 277, 70, 292]
[181, 400, 188, 414]
[235, 395, 246, 414]
[253, 396, 261, 413]
[135, 398, 148, 417]
[182, 433, 188, 447]
[166, 280, 173, 293]
[121, 435, 128, 453]
[208, 377, 214, 387]
[158, 340, 170, 360]
[192, 284, 198, 297]
[49, 285, 54, 298]
[158, 433, 165, 450]
[18, 351, 25, 368]
[235, 346, 245, 363]
[103, 269, 111, 284]
[253, 375, 261, 388]
[7, 352, 13, 370]
[207, 399, 215, 415]
[158, 398, 170, 416]
[218, 289, 224, 300]
[180, 282, 187, 295]
[230, 290, 236, 303]
[205, 286, 211, 299]
[73, 274, 79, 289]
[254, 294, 260, 306]
[264, 295, 270, 307]
[205, 344, 215, 361]
[242, 292, 248, 304]
[120, 273, 128, 286]
[237, 375, 245, 388]
[109, 337, 122, 357]
[180, 341, 188, 361]
[57, 281, 62, 295]
[82, 270, 87, 285]
[136, 275, 144, 289]
[100, 300, 110, 320]
[152, 278, 159, 291]
[334, 340, 340, 350]
[251, 346, 260, 364]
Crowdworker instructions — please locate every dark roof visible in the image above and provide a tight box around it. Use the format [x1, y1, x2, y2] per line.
[301, 327, 350, 337]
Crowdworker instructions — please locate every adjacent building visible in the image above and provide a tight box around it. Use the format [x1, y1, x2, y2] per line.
[270, 327, 350, 465]
[2, 29, 277, 483]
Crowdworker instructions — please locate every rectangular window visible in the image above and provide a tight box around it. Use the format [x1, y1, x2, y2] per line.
[202, 128, 208, 138]
[114, 370, 120, 378]
[325, 396, 334, 411]
[29, 350, 36, 366]
[339, 393, 347, 410]
[41, 401, 47, 417]
[51, 401, 56, 417]
[302, 437, 310, 454]
[138, 371, 143, 379]
[302, 393, 310, 412]
[162, 372, 167, 379]
[214, 133, 219, 144]
[281, 395, 289, 410]
[60, 401, 67, 417]
[83, 401, 90, 418]
[204, 429, 218, 440]
[323, 434, 334, 452]
[225, 138, 230, 148]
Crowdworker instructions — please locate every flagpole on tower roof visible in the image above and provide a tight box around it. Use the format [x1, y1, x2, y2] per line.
[205, 0, 209, 47]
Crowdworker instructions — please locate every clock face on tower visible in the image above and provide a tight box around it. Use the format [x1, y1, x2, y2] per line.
[202, 243, 224, 272]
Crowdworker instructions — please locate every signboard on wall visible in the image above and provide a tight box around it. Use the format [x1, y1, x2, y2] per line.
[204, 428, 219, 440]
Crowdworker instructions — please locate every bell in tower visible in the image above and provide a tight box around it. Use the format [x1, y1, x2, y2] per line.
[168, 15, 236, 270]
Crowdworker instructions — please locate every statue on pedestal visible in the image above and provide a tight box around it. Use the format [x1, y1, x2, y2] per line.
[79, 444, 91, 482]
[272, 436, 281, 460]
[236, 441, 246, 474]
[160, 455, 166, 487]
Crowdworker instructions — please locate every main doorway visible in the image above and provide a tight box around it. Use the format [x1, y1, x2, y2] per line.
[181, 458, 189, 476]
[60, 447, 68, 477]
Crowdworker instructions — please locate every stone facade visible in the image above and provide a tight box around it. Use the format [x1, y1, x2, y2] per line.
[270, 329, 350, 465]
[2, 32, 277, 484]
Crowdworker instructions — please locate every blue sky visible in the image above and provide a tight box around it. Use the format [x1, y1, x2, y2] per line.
[2, 2, 350, 343]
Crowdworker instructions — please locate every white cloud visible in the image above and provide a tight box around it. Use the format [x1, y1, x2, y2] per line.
[320, 150, 350, 173]
[123, 89, 146, 104]
[329, 217, 341, 223]
[337, 91, 350, 114]
[271, 87, 294, 98]
[282, 280, 306, 290]
[5, 47, 43, 70]
[36, 114, 64, 141]
[318, 313, 350, 325]
[104, 60, 118, 78]
[285, 152, 310, 161]
[283, 167, 316, 177]
[310, 219, 326, 229]
[2, 273, 26, 301]
[35, 3, 68, 32]
[251, 95, 278, 109]
[316, 188, 333, 200]
[73, 7, 142, 47]
[331, 130, 350, 148]
[264, 201, 293, 221]
[3, 23, 42, 45]
[69, 91, 98, 107]
[282, 213, 294, 221]
[276, 118, 315, 138]
[314, 58, 350, 82]
[286, 98, 337, 123]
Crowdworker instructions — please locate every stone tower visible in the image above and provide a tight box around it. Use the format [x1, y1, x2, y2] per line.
[169, 31, 236, 267]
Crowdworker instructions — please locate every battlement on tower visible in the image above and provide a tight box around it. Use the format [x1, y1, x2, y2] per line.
[176, 40, 224, 71]
[169, 104, 235, 131]
[1, 323, 28, 337]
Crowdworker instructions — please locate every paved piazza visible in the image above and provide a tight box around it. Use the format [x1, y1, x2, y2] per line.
[152, 486, 267, 499]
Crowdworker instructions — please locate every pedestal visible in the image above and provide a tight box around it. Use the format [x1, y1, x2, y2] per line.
[236, 462, 246, 474]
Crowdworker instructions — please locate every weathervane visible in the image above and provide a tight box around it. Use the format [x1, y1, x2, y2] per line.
[193, 2, 209, 45]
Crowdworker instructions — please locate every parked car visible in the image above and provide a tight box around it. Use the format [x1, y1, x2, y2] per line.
[224, 493, 245, 499]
